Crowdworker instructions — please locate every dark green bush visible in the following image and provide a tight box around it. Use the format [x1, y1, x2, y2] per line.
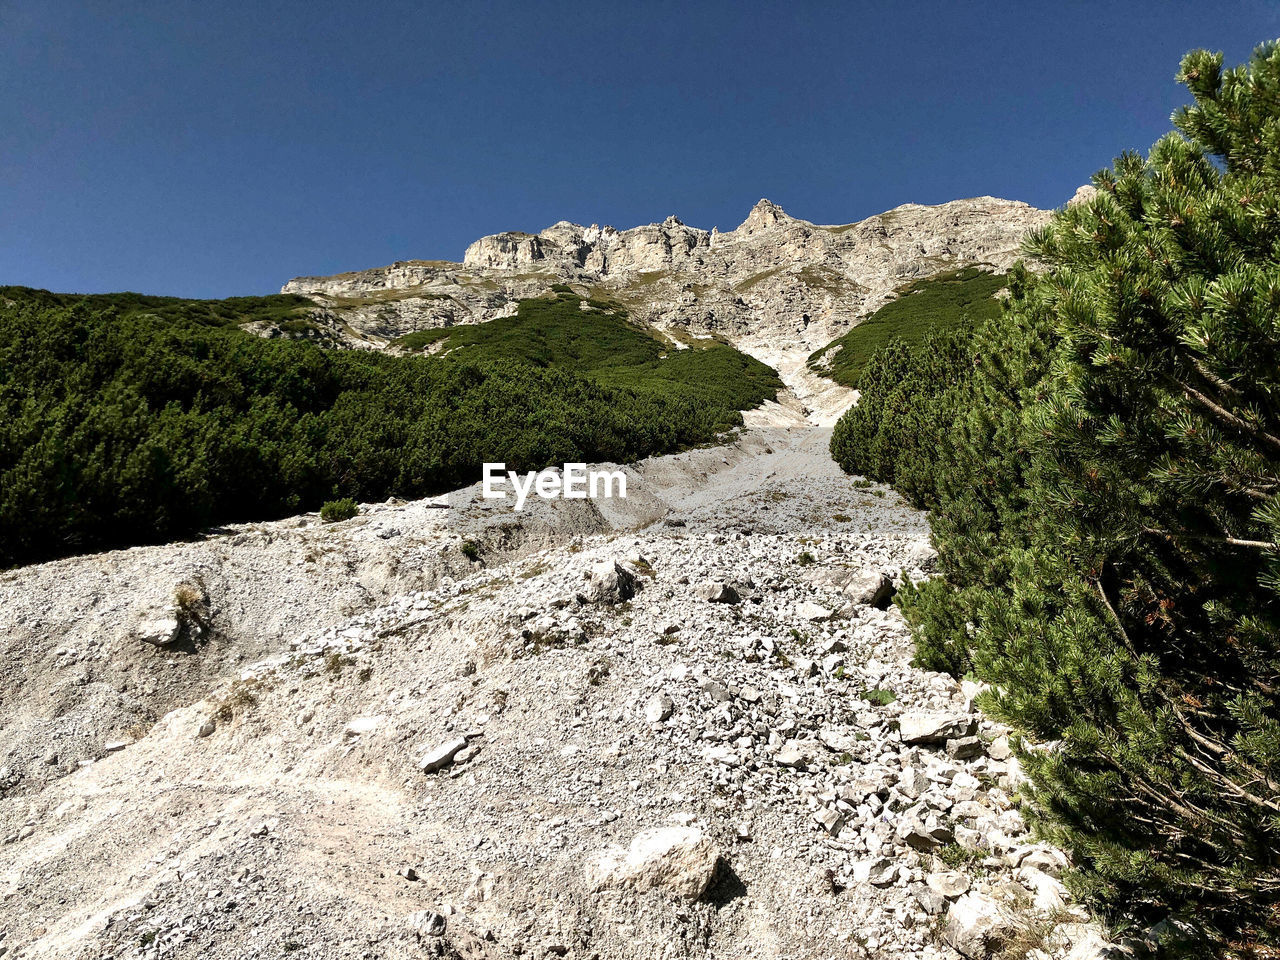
[829, 326, 976, 509]
[809, 267, 1006, 387]
[832, 44, 1280, 944]
[0, 291, 776, 566]
[320, 498, 359, 523]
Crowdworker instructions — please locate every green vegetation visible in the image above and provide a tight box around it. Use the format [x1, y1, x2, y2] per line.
[390, 327, 452, 352]
[860, 687, 896, 707]
[809, 267, 1005, 387]
[829, 329, 974, 509]
[936, 843, 984, 870]
[392, 292, 781, 420]
[0, 289, 777, 567]
[0, 286, 316, 328]
[831, 44, 1280, 947]
[320, 498, 359, 523]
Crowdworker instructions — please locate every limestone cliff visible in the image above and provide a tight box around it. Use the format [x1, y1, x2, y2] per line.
[282, 196, 1052, 421]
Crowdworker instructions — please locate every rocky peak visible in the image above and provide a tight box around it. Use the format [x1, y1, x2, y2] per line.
[285, 193, 1056, 422]
[737, 198, 791, 234]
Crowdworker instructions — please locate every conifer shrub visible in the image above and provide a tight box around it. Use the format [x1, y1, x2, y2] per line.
[0, 291, 776, 566]
[809, 266, 1006, 387]
[320, 498, 359, 523]
[833, 43, 1280, 945]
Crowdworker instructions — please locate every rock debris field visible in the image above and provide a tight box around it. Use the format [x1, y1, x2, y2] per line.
[0, 427, 1122, 960]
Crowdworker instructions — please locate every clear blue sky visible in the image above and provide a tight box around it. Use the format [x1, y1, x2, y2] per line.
[3, 1, 1277, 298]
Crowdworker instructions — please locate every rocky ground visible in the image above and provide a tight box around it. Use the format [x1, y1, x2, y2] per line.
[0, 427, 1127, 960]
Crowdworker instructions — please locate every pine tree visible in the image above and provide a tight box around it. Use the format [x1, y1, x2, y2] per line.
[859, 43, 1280, 943]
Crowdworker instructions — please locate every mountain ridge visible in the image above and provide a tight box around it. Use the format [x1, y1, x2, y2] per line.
[281, 195, 1053, 423]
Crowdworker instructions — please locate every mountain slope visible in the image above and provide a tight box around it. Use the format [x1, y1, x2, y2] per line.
[0, 291, 776, 565]
[808, 267, 1009, 388]
[0, 427, 1115, 960]
[281, 197, 1052, 422]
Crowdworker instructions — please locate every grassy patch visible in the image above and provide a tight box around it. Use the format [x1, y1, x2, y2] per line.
[808, 267, 1006, 387]
[320, 498, 359, 523]
[390, 327, 453, 352]
[391, 292, 781, 425]
[734, 266, 784, 293]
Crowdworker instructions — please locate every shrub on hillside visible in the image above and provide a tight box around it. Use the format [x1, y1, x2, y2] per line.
[320, 498, 359, 523]
[829, 327, 975, 509]
[833, 43, 1280, 946]
[0, 292, 774, 566]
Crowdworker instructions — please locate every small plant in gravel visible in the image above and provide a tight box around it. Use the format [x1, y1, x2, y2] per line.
[796, 550, 816, 566]
[214, 679, 260, 721]
[324, 652, 357, 676]
[173, 582, 203, 616]
[861, 687, 896, 707]
[937, 842, 983, 870]
[320, 498, 359, 523]
[587, 659, 611, 686]
[460, 540, 481, 562]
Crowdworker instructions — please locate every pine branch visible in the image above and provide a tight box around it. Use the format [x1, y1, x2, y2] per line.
[1166, 373, 1280, 454]
[1141, 526, 1278, 550]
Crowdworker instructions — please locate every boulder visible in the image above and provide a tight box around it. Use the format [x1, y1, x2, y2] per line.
[897, 815, 952, 850]
[852, 857, 896, 886]
[942, 893, 1025, 959]
[926, 871, 972, 899]
[587, 827, 719, 900]
[813, 807, 844, 835]
[644, 693, 673, 723]
[842, 570, 894, 607]
[914, 884, 947, 915]
[1018, 866, 1069, 912]
[899, 713, 977, 745]
[696, 581, 739, 604]
[1016, 845, 1069, 877]
[946, 735, 984, 760]
[797, 600, 831, 621]
[584, 560, 637, 604]
[137, 615, 182, 647]
[775, 742, 806, 768]
[419, 737, 469, 773]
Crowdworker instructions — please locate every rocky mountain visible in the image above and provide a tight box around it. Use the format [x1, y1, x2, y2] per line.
[282, 197, 1051, 423]
[0, 194, 1127, 960]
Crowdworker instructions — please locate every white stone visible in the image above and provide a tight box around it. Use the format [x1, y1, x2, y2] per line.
[587, 827, 719, 900]
[419, 737, 468, 773]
